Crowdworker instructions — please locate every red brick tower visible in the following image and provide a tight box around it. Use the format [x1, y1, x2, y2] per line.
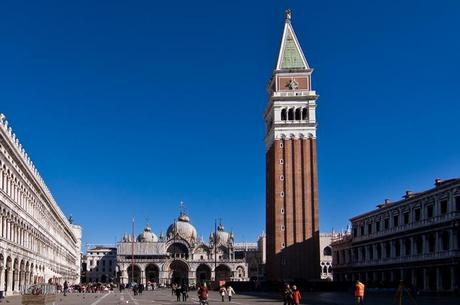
[264, 9, 320, 282]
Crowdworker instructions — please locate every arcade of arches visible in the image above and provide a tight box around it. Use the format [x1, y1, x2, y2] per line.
[119, 261, 245, 286]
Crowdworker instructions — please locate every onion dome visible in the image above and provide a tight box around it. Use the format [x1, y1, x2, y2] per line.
[214, 223, 232, 245]
[167, 213, 197, 242]
[137, 225, 158, 242]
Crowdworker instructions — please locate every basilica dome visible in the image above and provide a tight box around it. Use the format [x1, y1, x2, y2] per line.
[215, 224, 233, 245]
[167, 213, 197, 242]
[137, 225, 158, 242]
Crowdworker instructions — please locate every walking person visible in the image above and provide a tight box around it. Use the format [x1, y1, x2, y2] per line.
[198, 283, 209, 305]
[355, 280, 365, 305]
[63, 281, 68, 296]
[291, 285, 301, 305]
[219, 286, 226, 302]
[226, 285, 236, 302]
[176, 285, 182, 302]
[181, 285, 188, 302]
[283, 284, 292, 305]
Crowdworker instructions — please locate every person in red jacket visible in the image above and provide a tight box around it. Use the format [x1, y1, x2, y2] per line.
[355, 281, 365, 305]
[291, 285, 301, 305]
[198, 284, 209, 304]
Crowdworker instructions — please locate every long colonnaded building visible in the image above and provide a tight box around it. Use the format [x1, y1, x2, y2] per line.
[332, 178, 460, 291]
[264, 10, 320, 282]
[0, 114, 82, 295]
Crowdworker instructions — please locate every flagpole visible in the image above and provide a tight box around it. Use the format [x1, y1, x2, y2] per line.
[131, 217, 135, 284]
[214, 219, 217, 283]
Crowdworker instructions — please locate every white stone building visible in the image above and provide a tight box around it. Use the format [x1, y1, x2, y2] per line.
[0, 114, 82, 295]
[332, 178, 460, 291]
[117, 212, 250, 286]
[82, 246, 117, 283]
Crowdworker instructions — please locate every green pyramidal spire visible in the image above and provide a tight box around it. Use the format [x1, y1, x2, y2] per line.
[276, 9, 309, 70]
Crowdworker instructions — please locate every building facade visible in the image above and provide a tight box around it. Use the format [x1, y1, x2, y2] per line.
[81, 246, 117, 283]
[319, 233, 333, 280]
[264, 10, 320, 281]
[0, 114, 82, 295]
[117, 212, 250, 286]
[234, 233, 266, 281]
[332, 178, 460, 291]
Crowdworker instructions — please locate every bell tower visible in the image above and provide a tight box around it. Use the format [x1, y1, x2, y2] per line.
[264, 9, 320, 281]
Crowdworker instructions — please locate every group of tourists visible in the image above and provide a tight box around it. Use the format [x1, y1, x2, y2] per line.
[218, 285, 236, 302]
[132, 283, 145, 295]
[282, 284, 301, 305]
[172, 283, 189, 301]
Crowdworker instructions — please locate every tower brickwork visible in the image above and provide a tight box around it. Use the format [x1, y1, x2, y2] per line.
[264, 10, 320, 281]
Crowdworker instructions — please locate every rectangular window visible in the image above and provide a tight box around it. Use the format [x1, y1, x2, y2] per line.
[403, 212, 409, 224]
[393, 215, 399, 227]
[367, 223, 372, 234]
[360, 225, 365, 236]
[384, 218, 389, 230]
[353, 228, 357, 237]
[440, 200, 448, 214]
[375, 221, 380, 232]
[414, 208, 421, 221]
[426, 205, 434, 218]
[456, 196, 460, 211]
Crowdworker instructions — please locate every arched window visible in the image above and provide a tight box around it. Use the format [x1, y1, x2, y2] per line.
[281, 109, 287, 121]
[295, 108, 301, 120]
[302, 108, 308, 120]
[288, 108, 294, 120]
[323, 246, 332, 256]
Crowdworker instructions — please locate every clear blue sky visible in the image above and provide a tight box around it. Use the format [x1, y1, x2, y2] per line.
[1, 0, 459, 247]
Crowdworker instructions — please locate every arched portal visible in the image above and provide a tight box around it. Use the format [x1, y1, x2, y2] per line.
[215, 264, 231, 282]
[145, 264, 159, 284]
[169, 260, 189, 286]
[196, 264, 211, 285]
[167, 243, 189, 259]
[127, 265, 141, 285]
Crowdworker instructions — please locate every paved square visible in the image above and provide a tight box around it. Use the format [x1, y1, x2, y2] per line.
[1, 289, 459, 305]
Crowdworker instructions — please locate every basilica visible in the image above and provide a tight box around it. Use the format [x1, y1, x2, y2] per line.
[116, 212, 261, 286]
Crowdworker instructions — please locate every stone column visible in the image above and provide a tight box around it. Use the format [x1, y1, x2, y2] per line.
[19, 271, 25, 292]
[422, 234, 428, 254]
[411, 269, 416, 288]
[121, 269, 128, 285]
[140, 270, 145, 286]
[452, 229, 459, 250]
[13, 270, 19, 292]
[0, 267, 4, 293]
[436, 267, 442, 291]
[435, 231, 441, 252]
[25, 271, 30, 287]
[423, 268, 429, 291]
[6, 268, 12, 295]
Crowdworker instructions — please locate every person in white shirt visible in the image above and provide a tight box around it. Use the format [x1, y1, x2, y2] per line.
[226, 286, 236, 302]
